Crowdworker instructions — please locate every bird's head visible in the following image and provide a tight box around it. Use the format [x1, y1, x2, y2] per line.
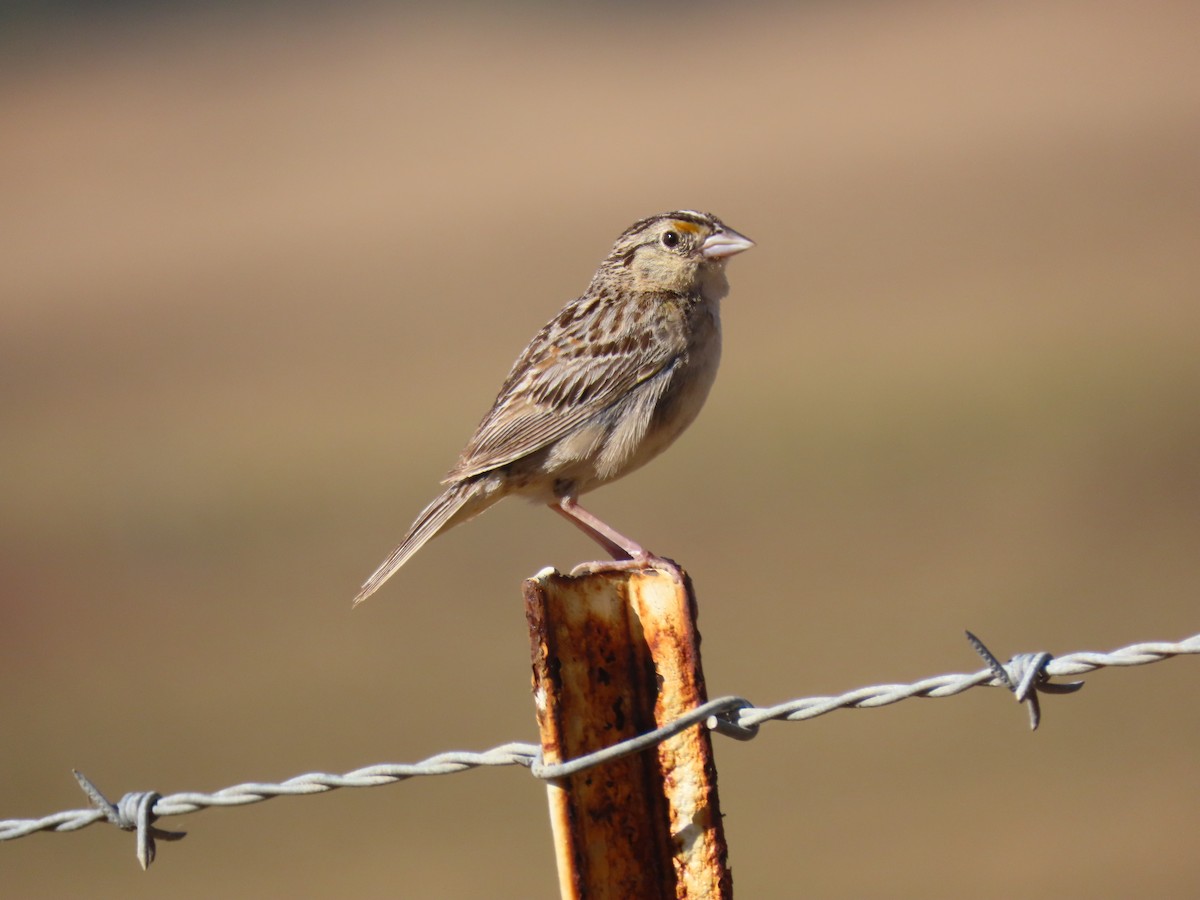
[600, 210, 754, 299]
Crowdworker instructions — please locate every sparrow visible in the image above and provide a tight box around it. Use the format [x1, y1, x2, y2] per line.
[354, 210, 753, 604]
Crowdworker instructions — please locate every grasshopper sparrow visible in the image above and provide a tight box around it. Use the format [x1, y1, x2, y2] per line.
[354, 210, 753, 604]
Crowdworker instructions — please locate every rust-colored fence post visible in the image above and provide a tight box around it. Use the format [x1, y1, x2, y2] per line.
[524, 564, 731, 900]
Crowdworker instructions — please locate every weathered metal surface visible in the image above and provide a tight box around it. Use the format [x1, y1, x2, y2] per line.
[525, 565, 731, 900]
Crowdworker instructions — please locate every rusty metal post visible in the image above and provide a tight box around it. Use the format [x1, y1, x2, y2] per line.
[525, 565, 731, 900]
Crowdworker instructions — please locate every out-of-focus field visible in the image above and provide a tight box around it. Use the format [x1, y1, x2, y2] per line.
[2, 2, 1198, 897]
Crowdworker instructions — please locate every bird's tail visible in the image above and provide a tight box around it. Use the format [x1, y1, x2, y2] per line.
[352, 478, 496, 606]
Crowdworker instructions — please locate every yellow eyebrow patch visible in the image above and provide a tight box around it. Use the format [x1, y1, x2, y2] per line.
[669, 220, 701, 234]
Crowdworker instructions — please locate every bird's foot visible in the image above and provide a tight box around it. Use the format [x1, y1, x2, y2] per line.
[569, 553, 682, 579]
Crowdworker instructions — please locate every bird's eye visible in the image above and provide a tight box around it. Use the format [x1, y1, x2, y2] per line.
[661, 231, 680, 249]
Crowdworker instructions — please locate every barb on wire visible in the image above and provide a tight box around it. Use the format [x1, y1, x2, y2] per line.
[964, 630, 1085, 730]
[73, 771, 186, 870]
[2, 631, 1196, 869]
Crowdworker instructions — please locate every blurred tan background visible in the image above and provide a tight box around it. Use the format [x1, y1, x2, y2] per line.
[3, 1, 1198, 897]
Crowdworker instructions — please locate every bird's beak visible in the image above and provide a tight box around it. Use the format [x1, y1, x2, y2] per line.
[701, 228, 755, 259]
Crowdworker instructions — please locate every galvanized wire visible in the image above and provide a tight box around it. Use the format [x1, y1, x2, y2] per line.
[2, 631, 1196, 868]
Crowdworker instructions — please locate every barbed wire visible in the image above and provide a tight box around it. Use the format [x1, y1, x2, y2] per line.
[3, 631, 1196, 868]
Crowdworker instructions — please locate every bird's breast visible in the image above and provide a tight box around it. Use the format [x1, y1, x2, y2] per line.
[592, 298, 722, 487]
[648, 300, 722, 450]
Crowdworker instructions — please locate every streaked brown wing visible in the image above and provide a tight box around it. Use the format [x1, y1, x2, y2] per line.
[444, 306, 683, 482]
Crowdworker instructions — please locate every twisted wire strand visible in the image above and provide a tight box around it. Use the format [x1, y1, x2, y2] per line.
[2, 631, 1196, 866]
[734, 634, 1199, 728]
[0, 745, 541, 843]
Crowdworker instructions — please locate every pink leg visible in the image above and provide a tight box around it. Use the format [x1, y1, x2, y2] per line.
[550, 497, 679, 576]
